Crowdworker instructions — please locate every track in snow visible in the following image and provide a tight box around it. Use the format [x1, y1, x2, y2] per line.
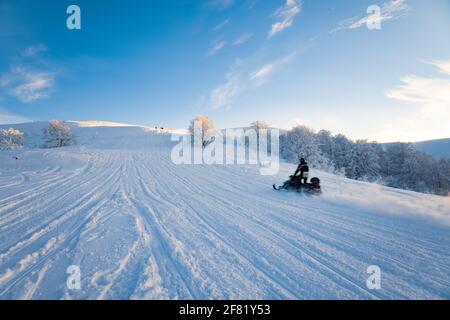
[0, 124, 449, 299]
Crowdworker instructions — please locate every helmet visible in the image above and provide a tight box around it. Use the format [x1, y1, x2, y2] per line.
[299, 157, 306, 164]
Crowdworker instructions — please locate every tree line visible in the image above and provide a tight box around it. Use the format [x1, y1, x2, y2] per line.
[0, 119, 76, 150]
[188, 116, 450, 196]
[280, 125, 450, 196]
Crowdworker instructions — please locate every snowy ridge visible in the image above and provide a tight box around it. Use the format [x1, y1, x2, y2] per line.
[0, 122, 449, 299]
[413, 138, 450, 159]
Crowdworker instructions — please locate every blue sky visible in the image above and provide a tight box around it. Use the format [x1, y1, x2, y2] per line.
[1, 0, 449, 142]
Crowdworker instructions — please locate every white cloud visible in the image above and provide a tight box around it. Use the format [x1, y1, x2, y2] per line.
[381, 59, 450, 141]
[207, 40, 226, 57]
[209, 0, 234, 10]
[268, 0, 302, 38]
[250, 53, 295, 85]
[207, 52, 298, 109]
[233, 33, 253, 46]
[386, 76, 450, 105]
[209, 64, 243, 109]
[425, 59, 450, 76]
[21, 44, 48, 58]
[333, 0, 408, 33]
[251, 64, 276, 81]
[1, 43, 55, 103]
[1, 66, 55, 103]
[214, 19, 230, 31]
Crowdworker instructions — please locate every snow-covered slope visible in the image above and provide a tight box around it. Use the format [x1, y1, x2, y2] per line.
[0, 122, 449, 300]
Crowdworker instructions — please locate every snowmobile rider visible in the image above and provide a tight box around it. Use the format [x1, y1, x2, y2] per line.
[293, 158, 309, 185]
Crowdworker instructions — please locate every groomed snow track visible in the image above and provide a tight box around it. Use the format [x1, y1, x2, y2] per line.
[0, 123, 449, 299]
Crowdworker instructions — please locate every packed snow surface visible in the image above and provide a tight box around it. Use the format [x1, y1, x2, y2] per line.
[0, 122, 449, 299]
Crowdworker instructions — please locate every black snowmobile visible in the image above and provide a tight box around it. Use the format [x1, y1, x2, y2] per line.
[273, 176, 322, 195]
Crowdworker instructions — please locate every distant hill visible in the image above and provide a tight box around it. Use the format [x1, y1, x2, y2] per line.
[382, 138, 450, 160]
[413, 138, 450, 159]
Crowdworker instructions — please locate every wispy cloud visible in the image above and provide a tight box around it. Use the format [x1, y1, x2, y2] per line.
[268, 0, 302, 38]
[1, 66, 55, 103]
[21, 44, 48, 58]
[233, 33, 253, 46]
[208, 51, 299, 109]
[1, 42, 56, 103]
[207, 40, 226, 57]
[333, 0, 408, 33]
[250, 53, 295, 86]
[424, 59, 450, 76]
[386, 59, 450, 104]
[202, 14, 319, 114]
[381, 58, 450, 141]
[209, 0, 234, 10]
[214, 19, 230, 31]
[209, 63, 243, 109]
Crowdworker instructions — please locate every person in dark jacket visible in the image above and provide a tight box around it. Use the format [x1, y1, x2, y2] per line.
[293, 158, 309, 185]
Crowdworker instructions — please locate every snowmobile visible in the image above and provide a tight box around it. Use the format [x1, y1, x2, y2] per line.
[273, 176, 322, 195]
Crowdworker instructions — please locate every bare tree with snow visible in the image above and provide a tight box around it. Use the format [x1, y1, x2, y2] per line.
[250, 120, 269, 132]
[42, 120, 76, 148]
[0, 128, 24, 150]
[189, 115, 215, 147]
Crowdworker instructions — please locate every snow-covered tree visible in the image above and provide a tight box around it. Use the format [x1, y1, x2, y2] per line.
[280, 125, 329, 169]
[384, 143, 416, 186]
[330, 134, 354, 174]
[188, 115, 215, 147]
[436, 159, 450, 196]
[316, 130, 333, 158]
[0, 128, 24, 150]
[276, 122, 449, 196]
[42, 120, 76, 148]
[346, 140, 384, 181]
[384, 143, 435, 193]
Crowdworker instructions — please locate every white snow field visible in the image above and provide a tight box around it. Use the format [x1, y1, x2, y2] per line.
[0, 121, 449, 300]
